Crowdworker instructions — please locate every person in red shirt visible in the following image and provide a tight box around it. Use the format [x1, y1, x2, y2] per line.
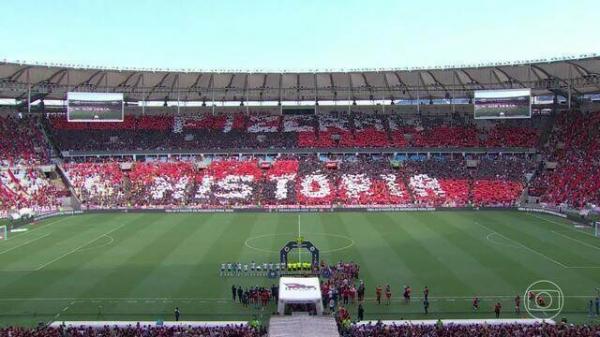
[494, 302, 502, 318]
[515, 295, 521, 314]
[342, 287, 350, 305]
[385, 284, 392, 305]
[472, 297, 480, 311]
[350, 285, 357, 304]
[423, 286, 429, 301]
[376, 286, 383, 304]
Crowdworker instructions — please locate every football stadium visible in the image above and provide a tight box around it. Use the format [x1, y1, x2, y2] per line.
[1, 1, 600, 336]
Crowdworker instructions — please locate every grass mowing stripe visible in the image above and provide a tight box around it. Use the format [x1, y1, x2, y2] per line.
[474, 221, 568, 268]
[6, 216, 72, 240]
[551, 231, 600, 251]
[0, 211, 598, 325]
[527, 213, 597, 237]
[503, 212, 600, 268]
[0, 234, 50, 255]
[35, 222, 128, 271]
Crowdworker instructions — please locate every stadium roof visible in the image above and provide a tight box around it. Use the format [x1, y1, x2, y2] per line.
[1, 55, 599, 103]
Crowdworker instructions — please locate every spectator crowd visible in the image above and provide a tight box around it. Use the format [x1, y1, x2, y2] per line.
[346, 322, 600, 337]
[0, 324, 265, 337]
[63, 155, 533, 209]
[46, 113, 543, 151]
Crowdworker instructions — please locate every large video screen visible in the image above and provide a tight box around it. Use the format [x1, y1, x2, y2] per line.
[473, 89, 531, 119]
[67, 92, 124, 122]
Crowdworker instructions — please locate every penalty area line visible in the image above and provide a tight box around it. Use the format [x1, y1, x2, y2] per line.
[0, 233, 50, 255]
[475, 222, 569, 268]
[527, 213, 597, 238]
[35, 223, 127, 271]
[7, 216, 72, 240]
[551, 231, 600, 251]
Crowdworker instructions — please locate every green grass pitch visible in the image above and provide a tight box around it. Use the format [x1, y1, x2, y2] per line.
[0, 211, 599, 326]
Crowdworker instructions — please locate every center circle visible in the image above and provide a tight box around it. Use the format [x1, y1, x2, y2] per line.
[244, 232, 355, 254]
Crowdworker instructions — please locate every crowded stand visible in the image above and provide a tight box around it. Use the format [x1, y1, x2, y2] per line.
[346, 322, 600, 337]
[0, 116, 50, 165]
[0, 167, 65, 215]
[62, 155, 530, 209]
[2, 322, 600, 337]
[46, 113, 543, 151]
[529, 110, 600, 208]
[0, 324, 266, 337]
[63, 162, 127, 208]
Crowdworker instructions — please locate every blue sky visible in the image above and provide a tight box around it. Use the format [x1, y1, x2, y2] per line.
[1, 0, 599, 71]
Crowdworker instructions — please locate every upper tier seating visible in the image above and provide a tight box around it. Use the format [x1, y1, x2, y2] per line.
[528, 111, 600, 208]
[0, 116, 49, 165]
[47, 113, 542, 151]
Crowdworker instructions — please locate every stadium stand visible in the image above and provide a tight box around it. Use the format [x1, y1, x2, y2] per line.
[1, 321, 600, 336]
[0, 324, 266, 337]
[0, 116, 49, 165]
[0, 167, 65, 214]
[62, 155, 531, 208]
[46, 113, 543, 151]
[346, 322, 600, 337]
[529, 110, 600, 208]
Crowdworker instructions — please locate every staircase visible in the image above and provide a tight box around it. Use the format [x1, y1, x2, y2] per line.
[269, 315, 339, 337]
[54, 163, 82, 210]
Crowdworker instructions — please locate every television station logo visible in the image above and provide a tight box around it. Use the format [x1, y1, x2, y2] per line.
[523, 280, 564, 320]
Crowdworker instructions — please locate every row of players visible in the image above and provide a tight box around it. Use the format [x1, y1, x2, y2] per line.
[219, 262, 314, 277]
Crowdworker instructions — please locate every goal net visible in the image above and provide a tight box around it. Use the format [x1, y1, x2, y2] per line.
[0, 225, 7, 240]
[595, 222, 600, 238]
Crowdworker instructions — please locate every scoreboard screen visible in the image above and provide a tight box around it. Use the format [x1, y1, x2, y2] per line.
[473, 89, 531, 119]
[67, 92, 124, 122]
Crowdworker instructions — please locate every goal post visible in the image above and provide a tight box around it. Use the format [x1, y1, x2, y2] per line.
[595, 222, 600, 238]
[0, 225, 7, 240]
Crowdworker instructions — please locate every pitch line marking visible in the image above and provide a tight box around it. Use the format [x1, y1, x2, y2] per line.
[244, 232, 354, 254]
[298, 214, 302, 263]
[7, 216, 71, 240]
[551, 230, 600, 251]
[52, 300, 76, 322]
[527, 213, 597, 238]
[485, 233, 521, 249]
[35, 223, 127, 271]
[77, 234, 115, 252]
[475, 222, 569, 268]
[0, 234, 50, 255]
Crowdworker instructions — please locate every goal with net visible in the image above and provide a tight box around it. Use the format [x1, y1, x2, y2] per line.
[595, 222, 600, 238]
[0, 225, 7, 240]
